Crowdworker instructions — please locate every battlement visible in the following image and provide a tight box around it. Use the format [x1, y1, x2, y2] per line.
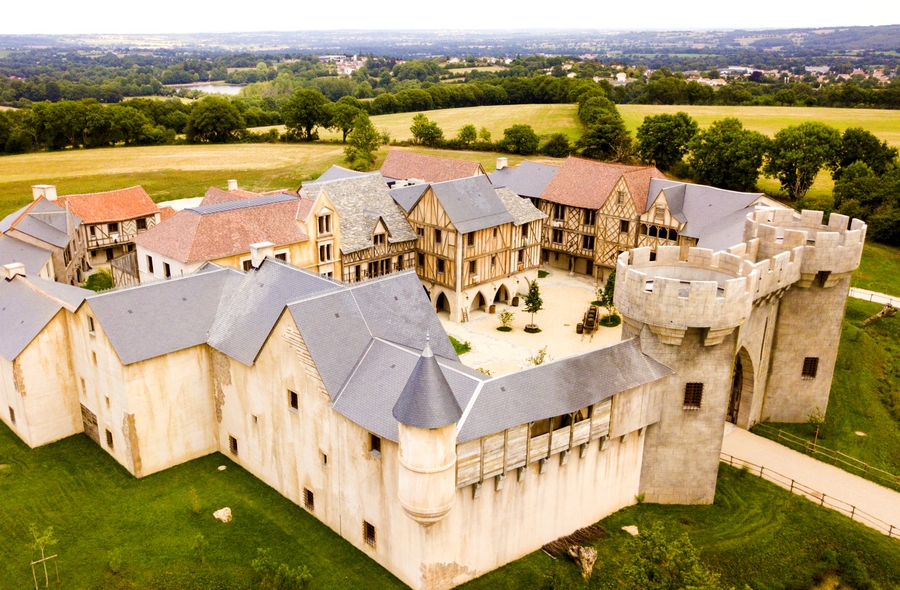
[615, 246, 756, 346]
[743, 209, 866, 286]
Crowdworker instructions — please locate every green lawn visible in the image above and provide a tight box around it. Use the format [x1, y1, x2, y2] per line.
[753, 298, 900, 486]
[450, 336, 471, 355]
[0, 422, 404, 590]
[461, 465, 900, 590]
[852, 242, 900, 297]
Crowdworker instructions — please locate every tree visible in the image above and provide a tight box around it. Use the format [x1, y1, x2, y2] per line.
[410, 113, 444, 147]
[636, 112, 698, 171]
[252, 548, 312, 590]
[29, 524, 58, 588]
[282, 89, 331, 141]
[688, 118, 769, 192]
[344, 112, 381, 171]
[478, 126, 492, 142]
[596, 269, 616, 317]
[523, 279, 543, 329]
[185, 96, 245, 143]
[621, 523, 730, 590]
[541, 133, 571, 158]
[832, 127, 899, 180]
[328, 101, 360, 142]
[764, 122, 841, 200]
[501, 124, 540, 155]
[834, 162, 900, 246]
[456, 124, 477, 147]
[577, 113, 633, 162]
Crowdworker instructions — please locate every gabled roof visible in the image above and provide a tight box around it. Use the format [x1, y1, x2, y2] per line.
[132, 193, 310, 264]
[200, 186, 259, 206]
[314, 164, 368, 183]
[428, 175, 515, 234]
[489, 161, 560, 199]
[393, 339, 463, 429]
[380, 150, 486, 183]
[494, 187, 548, 226]
[540, 157, 666, 213]
[388, 184, 429, 213]
[0, 198, 80, 249]
[57, 186, 158, 224]
[87, 265, 244, 366]
[0, 234, 52, 275]
[158, 206, 177, 222]
[302, 173, 417, 254]
[0, 274, 88, 362]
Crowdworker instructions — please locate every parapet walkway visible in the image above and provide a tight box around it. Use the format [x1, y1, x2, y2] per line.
[721, 424, 900, 537]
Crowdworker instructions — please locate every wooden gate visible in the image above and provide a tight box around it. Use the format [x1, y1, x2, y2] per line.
[81, 404, 100, 445]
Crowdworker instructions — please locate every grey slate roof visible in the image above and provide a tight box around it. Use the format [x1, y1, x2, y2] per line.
[393, 339, 463, 428]
[0, 234, 52, 275]
[88, 266, 243, 365]
[693, 205, 762, 253]
[429, 175, 515, 234]
[389, 184, 429, 213]
[303, 173, 418, 254]
[648, 178, 762, 239]
[0, 199, 82, 249]
[488, 161, 560, 199]
[0, 275, 88, 362]
[456, 338, 673, 442]
[314, 164, 368, 183]
[494, 187, 547, 226]
[208, 260, 341, 366]
[186, 192, 298, 216]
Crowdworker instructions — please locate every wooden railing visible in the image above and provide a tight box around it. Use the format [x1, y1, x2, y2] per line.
[720, 453, 899, 540]
[752, 423, 900, 491]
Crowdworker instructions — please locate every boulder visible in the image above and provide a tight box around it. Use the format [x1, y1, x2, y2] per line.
[213, 507, 232, 523]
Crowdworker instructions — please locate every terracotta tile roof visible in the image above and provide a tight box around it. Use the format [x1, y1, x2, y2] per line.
[57, 186, 158, 224]
[539, 157, 666, 213]
[133, 196, 309, 264]
[200, 187, 259, 206]
[158, 206, 177, 222]
[380, 150, 486, 183]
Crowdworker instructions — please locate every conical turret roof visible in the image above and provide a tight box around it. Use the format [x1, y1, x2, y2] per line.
[392, 337, 462, 429]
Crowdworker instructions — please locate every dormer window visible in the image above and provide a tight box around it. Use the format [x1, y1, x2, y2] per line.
[374, 233, 386, 246]
[317, 210, 332, 236]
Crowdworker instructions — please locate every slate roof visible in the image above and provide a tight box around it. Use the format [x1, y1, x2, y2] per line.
[488, 161, 560, 199]
[389, 184, 429, 213]
[540, 157, 666, 213]
[393, 339, 463, 428]
[302, 173, 417, 254]
[456, 338, 673, 442]
[648, 178, 764, 238]
[380, 150, 486, 183]
[57, 186, 158, 224]
[494, 187, 548, 226]
[87, 266, 243, 365]
[132, 193, 309, 264]
[0, 274, 88, 362]
[0, 234, 52, 275]
[0, 198, 80, 249]
[314, 164, 368, 183]
[428, 175, 515, 234]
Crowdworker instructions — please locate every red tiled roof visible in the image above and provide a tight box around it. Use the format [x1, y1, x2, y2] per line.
[539, 157, 666, 213]
[132, 198, 309, 264]
[200, 187, 259, 206]
[380, 150, 486, 183]
[57, 186, 158, 224]
[158, 206, 178, 222]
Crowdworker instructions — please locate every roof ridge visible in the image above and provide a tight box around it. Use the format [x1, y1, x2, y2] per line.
[18, 276, 81, 312]
[88, 264, 230, 300]
[58, 185, 148, 199]
[5, 198, 42, 231]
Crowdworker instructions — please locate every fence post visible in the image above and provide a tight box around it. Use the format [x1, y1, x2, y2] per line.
[760, 465, 764, 478]
[790, 480, 794, 493]
[820, 494, 826, 507]
[850, 506, 856, 520]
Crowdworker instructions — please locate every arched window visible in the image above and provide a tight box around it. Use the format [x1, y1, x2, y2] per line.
[648, 226, 658, 238]
[659, 228, 668, 240]
[640, 224, 648, 235]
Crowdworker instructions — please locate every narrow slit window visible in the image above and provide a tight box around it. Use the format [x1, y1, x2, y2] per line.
[229, 435, 238, 456]
[105, 429, 114, 449]
[289, 390, 299, 412]
[364, 521, 376, 547]
[304, 488, 315, 511]
[683, 383, 704, 409]
[802, 357, 819, 379]
[8, 406, 15, 425]
[369, 433, 382, 457]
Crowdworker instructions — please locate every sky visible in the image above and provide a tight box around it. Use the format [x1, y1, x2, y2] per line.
[1, 0, 899, 35]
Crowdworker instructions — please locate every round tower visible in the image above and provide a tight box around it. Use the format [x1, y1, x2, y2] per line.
[392, 337, 463, 527]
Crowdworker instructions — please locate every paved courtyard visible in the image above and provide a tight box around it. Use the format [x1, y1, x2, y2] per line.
[440, 268, 622, 376]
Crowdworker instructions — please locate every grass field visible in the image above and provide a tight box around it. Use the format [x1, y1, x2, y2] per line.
[852, 242, 900, 297]
[462, 464, 900, 590]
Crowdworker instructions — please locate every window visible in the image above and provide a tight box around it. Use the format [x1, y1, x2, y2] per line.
[146, 255, 154, 274]
[252, 414, 258, 425]
[802, 357, 819, 379]
[363, 521, 376, 547]
[373, 233, 386, 246]
[620, 220, 630, 234]
[242, 260, 253, 271]
[106, 429, 114, 449]
[583, 210, 596, 226]
[136, 218, 147, 231]
[552, 229, 563, 244]
[319, 243, 333, 263]
[649, 251, 657, 262]
[436, 258, 445, 274]
[553, 204, 565, 220]
[228, 435, 238, 456]
[105, 248, 114, 261]
[434, 229, 442, 245]
[670, 230, 678, 242]
[683, 383, 704, 409]
[466, 232, 475, 247]
[317, 214, 332, 235]
[289, 390, 299, 412]
[491, 255, 497, 268]
[8, 406, 14, 425]
[517, 249, 524, 264]
[80, 378, 86, 395]
[321, 452, 328, 468]
[521, 224, 529, 239]
[64, 245, 71, 266]
[275, 252, 287, 262]
[468, 260, 476, 275]
[88, 316, 95, 333]
[582, 235, 595, 250]
[417, 253, 425, 268]
[493, 228, 499, 239]
[616, 189, 626, 205]
[89, 226, 96, 237]
[304, 488, 315, 511]
[417, 227, 425, 238]
[105, 396, 110, 409]
[655, 205, 666, 223]
[163, 262, 171, 278]
[108, 222, 119, 234]
[369, 433, 381, 457]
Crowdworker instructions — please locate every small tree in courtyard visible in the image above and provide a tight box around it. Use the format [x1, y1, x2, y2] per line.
[523, 280, 543, 331]
[597, 270, 616, 318]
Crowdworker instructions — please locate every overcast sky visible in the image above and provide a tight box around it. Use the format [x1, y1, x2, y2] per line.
[1, 0, 898, 35]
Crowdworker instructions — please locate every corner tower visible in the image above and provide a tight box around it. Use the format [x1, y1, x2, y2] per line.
[392, 337, 463, 527]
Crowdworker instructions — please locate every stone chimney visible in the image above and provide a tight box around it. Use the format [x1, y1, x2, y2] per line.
[496, 157, 508, 170]
[249, 242, 275, 269]
[227, 179, 239, 191]
[32, 184, 57, 202]
[3, 263, 25, 280]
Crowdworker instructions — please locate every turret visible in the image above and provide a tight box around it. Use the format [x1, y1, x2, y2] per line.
[392, 337, 462, 527]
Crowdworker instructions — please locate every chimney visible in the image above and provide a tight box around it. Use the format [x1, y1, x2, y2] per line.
[496, 157, 508, 170]
[3, 263, 25, 280]
[227, 179, 239, 191]
[249, 242, 275, 269]
[32, 184, 57, 202]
